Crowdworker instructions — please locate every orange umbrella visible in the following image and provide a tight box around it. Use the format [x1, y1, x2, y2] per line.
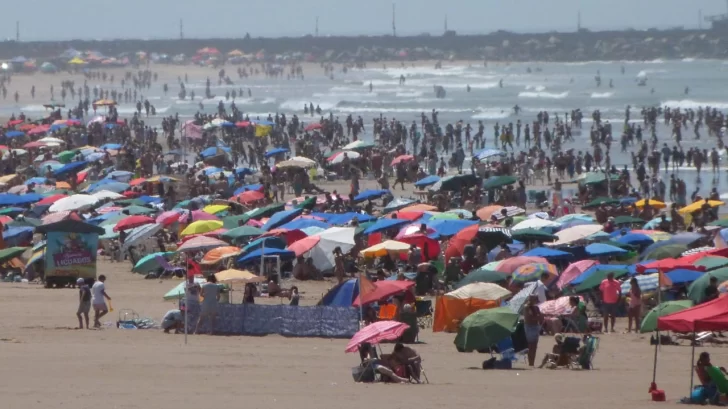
[55, 181, 71, 189]
[201, 246, 241, 265]
[476, 205, 504, 221]
[399, 204, 438, 213]
[129, 177, 146, 186]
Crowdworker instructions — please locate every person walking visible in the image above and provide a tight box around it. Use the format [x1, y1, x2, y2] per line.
[524, 295, 543, 367]
[599, 272, 621, 333]
[91, 275, 111, 328]
[76, 278, 91, 329]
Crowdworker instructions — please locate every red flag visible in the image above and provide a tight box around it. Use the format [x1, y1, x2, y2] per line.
[187, 260, 201, 278]
[658, 271, 673, 288]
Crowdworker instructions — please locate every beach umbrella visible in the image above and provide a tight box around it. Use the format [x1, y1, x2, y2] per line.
[181, 210, 219, 223]
[546, 224, 602, 247]
[360, 240, 411, 258]
[91, 190, 124, 201]
[635, 198, 666, 209]
[52, 161, 88, 177]
[663, 269, 705, 285]
[399, 204, 438, 213]
[177, 236, 228, 252]
[679, 200, 724, 215]
[414, 175, 440, 188]
[362, 218, 411, 235]
[35, 194, 68, 206]
[264, 147, 289, 158]
[475, 205, 503, 221]
[390, 154, 414, 166]
[539, 295, 584, 316]
[201, 246, 241, 265]
[444, 224, 480, 260]
[164, 277, 206, 300]
[615, 233, 654, 246]
[123, 205, 157, 216]
[557, 260, 598, 289]
[585, 243, 628, 257]
[613, 215, 647, 226]
[688, 267, 728, 303]
[113, 215, 154, 232]
[522, 247, 573, 261]
[48, 194, 98, 213]
[510, 228, 557, 243]
[236, 247, 296, 265]
[430, 174, 478, 192]
[214, 269, 266, 284]
[454, 268, 509, 288]
[482, 175, 518, 190]
[353, 189, 390, 202]
[425, 219, 478, 237]
[327, 151, 360, 164]
[578, 172, 621, 186]
[382, 198, 416, 213]
[512, 218, 560, 231]
[0, 247, 29, 264]
[220, 225, 264, 243]
[512, 262, 558, 283]
[494, 256, 548, 274]
[640, 300, 694, 333]
[474, 148, 506, 160]
[0, 193, 42, 206]
[476, 226, 512, 249]
[242, 237, 287, 254]
[641, 243, 688, 261]
[202, 204, 229, 215]
[570, 265, 629, 293]
[5, 130, 24, 138]
[132, 251, 176, 274]
[234, 190, 265, 204]
[247, 203, 285, 220]
[180, 220, 223, 237]
[121, 223, 163, 249]
[345, 321, 410, 353]
[287, 235, 321, 256]
[695, 256, 728, 271]
[342, 140, 375, 150]
[426, 212, 459, 221]
[277, 158, 316, 169]
[262, 208, 303, 231]
[454, 307, 519, 352]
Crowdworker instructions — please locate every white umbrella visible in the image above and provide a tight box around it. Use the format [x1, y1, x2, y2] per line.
[329, 151, 360, 164]
[177, 236, 228, 253]
[512, 218, 561, 231]
[48, 194, 99, 213]
[91, 190, 124, 200]
[445, 283, 511, 301]
[38, 137, 65, 144]
[545, 224, 603, 247]
[308, 227, 355, 270]
[122, 223, 163, 250]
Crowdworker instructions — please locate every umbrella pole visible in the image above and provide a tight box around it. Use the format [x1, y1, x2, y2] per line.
[183, 251, 188, 346]
[690, 332, 696, 398]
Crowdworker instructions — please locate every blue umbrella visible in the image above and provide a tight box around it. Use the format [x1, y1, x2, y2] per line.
[615, 233, 654, 246]
[86, 152, 105, 162]
[609, 229, 632, 238]
[89, 181, 129, 193]
[200, 147, 227, 158]
[86, 211, 121, 225]
[220, 121, 235, 127]
[669, 232, 704, 245]
[242, 237, 287, 253]
[585, 243, 628, 257]
[24, 177, 48, 185]
[256, 120, 275, 126]
[53, 161, 88, 177]
[138, 195, 163, 205]
[100, 143, 122, 150]
[165, 149, 183, 156]
[264, 147, 289, 158]
[311, 212, 375, 225]
[200, 166, 223, 175]
[5, 130, 24, 138]
[382, 198, 416, 213]
[522, 247, 574, 261]
[262, 208, 303, 231]
[353, 189, 390, 202]
[0, 193, 42, 206]
[235, 167, 254, 176]
[666, 269, 704, 285]
[475, 148, 505, 160]
[233, 184, 263, 196]
[3, 227, 34, 245]
[425, 219, 479, 237]
[237, 248, 295, 265]
[414, 175, 440, 188]
[570, 264, 629, 286]
[50, 124, 67, 132]
[105, 123, 117, 129]
[362, 218, 411, 235]
[279, 218, 330, 231]
[105, 170, 133, 181]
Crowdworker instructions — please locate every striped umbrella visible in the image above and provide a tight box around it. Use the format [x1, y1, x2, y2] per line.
[345, 321, 410, 353]
[491, 206, 526, 220]
[539, 295, 584, 316]
[512, 262, 558, 283]
[621, 273, 659, 295]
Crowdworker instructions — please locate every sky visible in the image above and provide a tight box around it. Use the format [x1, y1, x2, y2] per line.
[1, 0, 726, 41]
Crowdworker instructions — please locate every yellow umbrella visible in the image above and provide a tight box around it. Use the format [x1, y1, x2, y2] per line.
[93, 99, 117, 106]
[56, 181, 71, 189]
[146, 175, 179, 183]
[0, 174, 18, 184]
[635, 199, 666, 209]
[68, 57, 85, 64]
[215, 268, 266, 283]
[360, 240, 411, 258]
[227, 49, 244, 57]
[679, 200, 725, 215]
[180, 220, 223, 237]
[203, 204, 230, 214]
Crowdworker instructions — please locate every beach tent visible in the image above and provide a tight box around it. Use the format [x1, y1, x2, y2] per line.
[433, 283, 506, 333]
[318, 279, 359, 307]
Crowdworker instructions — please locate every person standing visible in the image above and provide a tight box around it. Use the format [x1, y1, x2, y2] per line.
[626, 277, 642, 333]
[91, 275, 111, 328]
[76, 278, 91, 329]
[599, 272, 621, 333]
[523, 295, 543, 367]
[195, 275, 221, 334]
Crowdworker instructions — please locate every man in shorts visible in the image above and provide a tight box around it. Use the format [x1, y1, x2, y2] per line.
[91, 275, 111, 328]
[76, 278, 91, 329]
[599, 272, 621, 333]
[161, 309, 185, 334]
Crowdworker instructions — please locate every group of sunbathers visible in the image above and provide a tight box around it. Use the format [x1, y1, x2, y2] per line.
[358, 342, 423, 383]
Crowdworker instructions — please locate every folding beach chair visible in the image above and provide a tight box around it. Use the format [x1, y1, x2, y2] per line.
[577, 336, 599, 369]
[414, 299, 433, 329]
[706, 366, 728, 403]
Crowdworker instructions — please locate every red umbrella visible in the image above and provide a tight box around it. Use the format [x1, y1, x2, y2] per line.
[36, 194, 68, 206]
[113, 215, 154, 232]
[28, 125, 50, 135]
[353, 280, 415, 306]
[23, 141, 46, 149]
[287, 235, 320, 256]
[636, 258, 706, 274]
[678, 248, 728, 264]
[386, 211, 424, 221]
[129, 177, 146, 187]
[259, 228, 307, 246]
[0, 215, 12, 224]
[398, 233, 440, 260]
[391, 154, 415, 166]
[235, 190, 265, 204]
[444, 224, 480, 260]
[305, 123, 322, 131]
[345, 321, 410, 353]
[235, 121, 251, 128]
[17, 123, 35, 131]
[7, 119, 23, 127]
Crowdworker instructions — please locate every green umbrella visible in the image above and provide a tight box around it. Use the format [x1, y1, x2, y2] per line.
[222, 214, 251, 230]
[58, 150, 76, 164]
[247, 203, 284, 220]
[221, 225, 264, 243]
[164, 277, 205, 300]
[295, 196, 317, 210]
[579, 172, 621, 186]
[100, 214, 127, 227]
[42, 189, 71, 196]
[642, 244, 687, 261]
[428, 212, 461, 221]
[123, 205, 157, 215]
[0, 208, 23, 217]
[688, 267, 728, 304]
[613, 215, 646, 226]
[454, 307, 519, 352]
[0, 247, 29, 263]
[7, 218, 42, 228]
[696, 256, 728, 271]
[482, 175, 518, 190]
[571, 267, 629, 293]
[510, 228, 557, 243]
[431, 173, 478, 192]
[133, 251, 176, 274]
[709, 219, 728, 228]
[640, 300, 693, 333]
[454, 268, 509, 288]
[115, 198, 146, 207]
[99, 225, 119, 240]
[174, 200, 192, 209]
[355, 221, 376, 235]
[584, 196, 620, 209]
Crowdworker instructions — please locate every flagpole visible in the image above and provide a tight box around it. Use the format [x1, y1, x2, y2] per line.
[183, 251, 188, 345]
[358, 274, 364, 327]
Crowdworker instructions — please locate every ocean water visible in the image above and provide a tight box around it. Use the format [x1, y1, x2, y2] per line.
[7, 58, 728, 197]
